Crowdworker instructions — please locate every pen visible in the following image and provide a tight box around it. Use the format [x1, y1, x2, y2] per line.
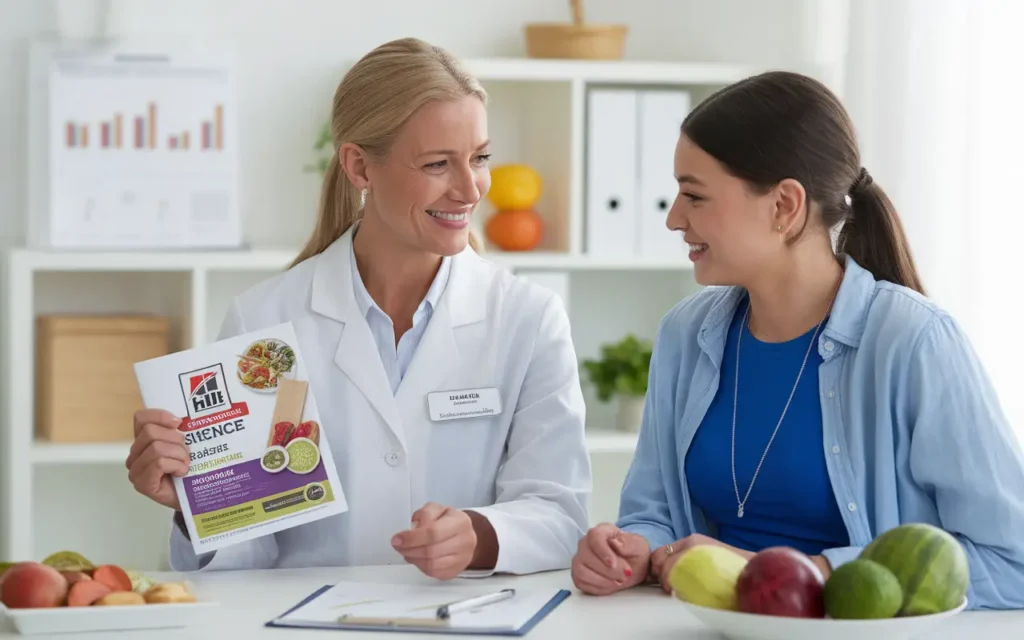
[435, 588, 516, 620]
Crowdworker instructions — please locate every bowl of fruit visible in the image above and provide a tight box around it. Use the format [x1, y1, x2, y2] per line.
[670, 523, 969, 640]
[0, 550, 218, 635]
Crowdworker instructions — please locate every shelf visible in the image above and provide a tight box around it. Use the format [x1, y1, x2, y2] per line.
[31, 441, 131, 464]
[8, 248, 693, 273]
[30, 431, 637, 465]
[8, 247, 299, 272]
[464, 57, 762, 85]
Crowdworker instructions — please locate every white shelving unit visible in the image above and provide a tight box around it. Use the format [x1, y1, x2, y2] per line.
[2, 56, 820, 569]
[1, 246, 655, 569]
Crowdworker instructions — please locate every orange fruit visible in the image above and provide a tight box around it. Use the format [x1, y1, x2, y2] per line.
[487, 164, 543, 210]
[485, 209, 543, 252]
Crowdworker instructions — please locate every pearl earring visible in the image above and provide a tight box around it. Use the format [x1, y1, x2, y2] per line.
[777, 225, 783, 231]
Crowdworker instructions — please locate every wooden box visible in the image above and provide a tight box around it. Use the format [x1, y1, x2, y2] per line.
[35, 315, 171, 443]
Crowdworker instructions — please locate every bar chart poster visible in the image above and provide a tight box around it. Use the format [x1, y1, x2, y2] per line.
[47, 50, 241, 248]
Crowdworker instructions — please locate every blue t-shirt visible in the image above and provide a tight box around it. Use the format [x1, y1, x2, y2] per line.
[685, 297, 850, 556]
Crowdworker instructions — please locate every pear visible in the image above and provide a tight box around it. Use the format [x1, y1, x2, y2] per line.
[669, 545, 749, 610]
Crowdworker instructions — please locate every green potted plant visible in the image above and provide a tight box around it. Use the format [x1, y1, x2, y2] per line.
[581, 334, 652, 432]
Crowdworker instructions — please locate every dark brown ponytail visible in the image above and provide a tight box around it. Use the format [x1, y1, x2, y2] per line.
[836, 169, 926, 294]
[680, 71, 926, 295]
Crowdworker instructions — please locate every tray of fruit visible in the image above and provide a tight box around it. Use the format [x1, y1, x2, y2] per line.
[669, 523, 969, 640]
[0, 551, 218, 636]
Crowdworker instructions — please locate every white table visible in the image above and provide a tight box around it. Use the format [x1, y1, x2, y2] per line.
[2, 565, 1022, 638]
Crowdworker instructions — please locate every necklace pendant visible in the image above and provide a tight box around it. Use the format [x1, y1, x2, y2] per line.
[737, 505, 744, 518]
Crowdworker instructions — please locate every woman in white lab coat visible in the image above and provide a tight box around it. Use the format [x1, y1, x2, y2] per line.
[125, 37, 592, 579]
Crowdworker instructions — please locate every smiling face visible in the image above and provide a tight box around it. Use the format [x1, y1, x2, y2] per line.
[360, 95, 491, 256]
[666, 133, 801, 287]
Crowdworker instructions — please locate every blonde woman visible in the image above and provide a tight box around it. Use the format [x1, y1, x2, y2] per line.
[126, 38, 592, 579]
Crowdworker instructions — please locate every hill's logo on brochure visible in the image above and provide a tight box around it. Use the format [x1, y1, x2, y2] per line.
[177, 363, 249, 432]
[183, 365, 231, 417]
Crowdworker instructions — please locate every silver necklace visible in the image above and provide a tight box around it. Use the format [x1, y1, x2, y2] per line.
[730, 286, 839, 519]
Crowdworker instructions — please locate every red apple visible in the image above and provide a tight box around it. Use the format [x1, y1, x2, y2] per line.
[0, 562, 69, 608]
[735, 547, 826, 618]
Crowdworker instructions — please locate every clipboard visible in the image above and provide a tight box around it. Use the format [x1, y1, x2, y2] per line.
[265, 583, 571, 636]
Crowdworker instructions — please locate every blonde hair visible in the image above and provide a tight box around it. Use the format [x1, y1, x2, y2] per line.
[290, 38, 487, 269]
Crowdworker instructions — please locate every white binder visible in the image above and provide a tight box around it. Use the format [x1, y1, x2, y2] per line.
[585, 89, 638, 257]
[637, 90, 691, 258]
[584, 88, 691, 258]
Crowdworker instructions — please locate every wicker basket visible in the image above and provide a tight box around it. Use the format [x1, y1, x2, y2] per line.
[524, 0, 627, 60]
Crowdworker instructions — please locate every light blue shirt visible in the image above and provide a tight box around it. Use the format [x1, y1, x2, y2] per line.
[349, 243, 451, 394]
[616, 255, 1024, 611]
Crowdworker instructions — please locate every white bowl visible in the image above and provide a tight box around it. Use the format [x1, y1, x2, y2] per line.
[1, 600, 220, 636]
[679, 598, 968, 640]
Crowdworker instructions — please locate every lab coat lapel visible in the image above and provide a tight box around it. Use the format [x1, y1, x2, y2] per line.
[395, 248, 490, 409]
[309, 230, 405, 450]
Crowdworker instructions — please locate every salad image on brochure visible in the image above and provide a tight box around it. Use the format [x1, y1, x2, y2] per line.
[134, 322, 347, 555]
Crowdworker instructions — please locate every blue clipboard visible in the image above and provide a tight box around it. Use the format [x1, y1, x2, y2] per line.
[265, 585, 571, 636]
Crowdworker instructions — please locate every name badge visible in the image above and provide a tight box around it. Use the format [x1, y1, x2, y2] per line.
[427, 387, 503, 422]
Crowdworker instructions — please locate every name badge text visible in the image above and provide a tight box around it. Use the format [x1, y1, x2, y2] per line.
[427, 387, 502, 422]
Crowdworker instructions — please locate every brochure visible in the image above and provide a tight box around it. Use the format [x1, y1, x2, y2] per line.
[133, 321, 347, 555]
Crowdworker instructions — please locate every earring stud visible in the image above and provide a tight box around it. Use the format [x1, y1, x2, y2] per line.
[777, 225, 782, 231]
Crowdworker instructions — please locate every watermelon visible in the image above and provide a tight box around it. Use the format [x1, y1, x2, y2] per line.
[859, 523, 969, 616]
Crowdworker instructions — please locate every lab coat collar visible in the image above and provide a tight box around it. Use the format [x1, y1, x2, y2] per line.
[309, 224, 489, 451]
[348, 232, 452, 325]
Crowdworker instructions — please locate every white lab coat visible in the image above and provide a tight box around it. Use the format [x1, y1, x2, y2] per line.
[168, 228, 593, 575]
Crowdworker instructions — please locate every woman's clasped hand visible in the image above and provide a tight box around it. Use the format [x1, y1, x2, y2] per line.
[571, 524, 650, 595]
[572, 527, 764, 595]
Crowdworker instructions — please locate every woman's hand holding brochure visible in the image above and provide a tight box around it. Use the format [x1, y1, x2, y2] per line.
[126, 408, 191, 511]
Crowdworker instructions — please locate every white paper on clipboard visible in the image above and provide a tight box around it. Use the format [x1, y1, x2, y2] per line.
[268, 581, 570, 635]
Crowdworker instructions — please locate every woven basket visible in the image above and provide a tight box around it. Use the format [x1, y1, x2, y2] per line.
[524, 0, 627, 60]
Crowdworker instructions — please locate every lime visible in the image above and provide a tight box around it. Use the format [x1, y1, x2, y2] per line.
[41, 550, 94, 572]
[824, 559, 903, 619]
[261, 446, 289, 474]
[286, 437, 320, 474]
